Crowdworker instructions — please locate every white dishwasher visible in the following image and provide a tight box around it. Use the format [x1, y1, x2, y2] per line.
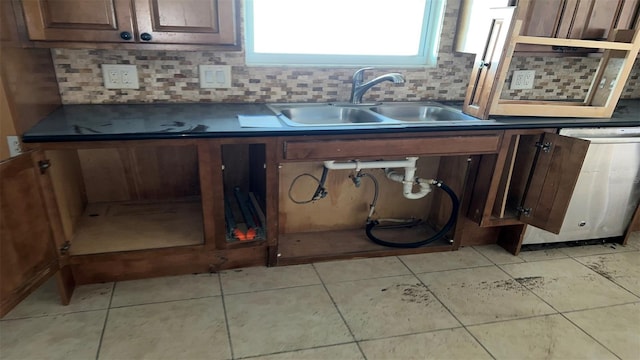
[523, 127, 640, 244]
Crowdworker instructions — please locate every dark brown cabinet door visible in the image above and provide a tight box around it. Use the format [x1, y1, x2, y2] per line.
[0, 152, 58, 317]
[518, 133, 590, 234]
[134, 0, 238, 45]
[21, 0, 135, 42]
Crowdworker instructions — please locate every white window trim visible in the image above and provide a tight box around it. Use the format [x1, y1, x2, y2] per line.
[244, 0, 446, 67]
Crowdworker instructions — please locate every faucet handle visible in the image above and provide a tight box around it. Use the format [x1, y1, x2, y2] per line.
[353, 67, 374, 82]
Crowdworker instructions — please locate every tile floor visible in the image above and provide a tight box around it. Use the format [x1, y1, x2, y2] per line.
[1, 235, 639, 360]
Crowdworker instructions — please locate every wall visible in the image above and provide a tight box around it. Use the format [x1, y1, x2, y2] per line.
[51, 0, 639, 104]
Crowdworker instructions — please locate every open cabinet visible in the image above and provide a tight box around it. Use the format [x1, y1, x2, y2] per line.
[274, 132, 504, 265]
[463, 5, 640, 119]
[467, 129, 591, 254]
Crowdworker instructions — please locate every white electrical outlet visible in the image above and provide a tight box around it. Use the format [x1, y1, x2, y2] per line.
[6, 136, 22, 157]
[511, 70, 536, 90]
[102, 64, 139, 89]
[199, 65, 231, 88]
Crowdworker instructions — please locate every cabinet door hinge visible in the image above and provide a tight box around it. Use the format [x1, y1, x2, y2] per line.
[517, 206, 532, 217]
[60, 241, 71, 255]
[38, 160, 51, 174]
[535, 142, 552, 152]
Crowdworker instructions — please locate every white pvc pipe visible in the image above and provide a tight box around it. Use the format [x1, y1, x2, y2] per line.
[323, 157, 434, 200]
[323, 158, 417, 171]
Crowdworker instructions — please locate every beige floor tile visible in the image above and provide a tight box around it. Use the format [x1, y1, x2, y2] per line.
[574, 252, 640, 296]
[220, 264, 321, 294]
[225, 285, 352, 358]
[468, 314, 617, 360]
[473, 244, 525, 265]
[111, 273, 220, 307]
[4, 279, 113, 319]
[0, 310, 106, 360]
[326, 275, 459, 340]
[246, 344, 364, 360]
[559, 242, 635, 257]
[501, 258, 638, 312]
[313, 256, 410, 283]
[565, 303, 640, 360]
[99, 297, 230, 360]
[399, 247, 492, 274]
[360, 328, 492, 360]
[517, 248, 569, 262]
[419, 266, 556, 325]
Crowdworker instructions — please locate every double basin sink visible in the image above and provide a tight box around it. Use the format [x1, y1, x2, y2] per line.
[267, 102, 479, 127]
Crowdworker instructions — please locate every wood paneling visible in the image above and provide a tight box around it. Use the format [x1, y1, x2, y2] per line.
[283, 135, 502, 160]
[520, 133, 590, 234]
[45, 150, 86, 241]
[78, 146, 200, 202]
[279, 157, 440, 234]
[69, 245, 267, 284]
[135, 0, 237, 45]
[0, 153, 58, 317]
[21, 0, 135, 42]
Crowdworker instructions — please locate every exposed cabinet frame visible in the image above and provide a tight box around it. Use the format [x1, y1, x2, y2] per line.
[464, 7, 640, 119]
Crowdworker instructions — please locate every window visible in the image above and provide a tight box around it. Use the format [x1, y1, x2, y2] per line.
[245, 0, 445, 67]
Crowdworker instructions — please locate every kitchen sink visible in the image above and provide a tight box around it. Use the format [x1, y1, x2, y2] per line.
[267, 102, 479, 127]
[279, 106, 388, 125]
[370, 104, 478, 122]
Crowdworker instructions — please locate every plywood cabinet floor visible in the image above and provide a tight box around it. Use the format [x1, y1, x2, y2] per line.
[69, 197, 204, 255]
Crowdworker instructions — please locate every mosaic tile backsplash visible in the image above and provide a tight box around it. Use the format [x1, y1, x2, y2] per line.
[51, 0, 639, 104]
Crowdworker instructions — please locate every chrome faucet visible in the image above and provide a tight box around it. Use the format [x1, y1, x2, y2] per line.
[349, 67, 405, 104]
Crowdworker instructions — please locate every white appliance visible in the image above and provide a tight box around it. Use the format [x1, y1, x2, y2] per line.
[523, 127, 640, 244]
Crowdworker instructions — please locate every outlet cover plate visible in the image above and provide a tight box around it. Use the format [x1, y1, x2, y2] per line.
[511, 70, 535, 90]
[102, 64, 139, 89]
[199, 65, 231, 88]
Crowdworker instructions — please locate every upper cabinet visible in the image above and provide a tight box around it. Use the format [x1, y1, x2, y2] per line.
[456, 0, 639, 54]
[19, 0, 239, 47]
[516, 0, 639, 52]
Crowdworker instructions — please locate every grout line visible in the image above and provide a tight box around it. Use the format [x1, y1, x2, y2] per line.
[560, 300, 640, 315]
[310, 263, 367, 360]
[107, 294, 220, 310]
[220, 282, 324, 297]
[1, 307, 112, 322]
[559, 312, 623, 360]
[233, 341, 359, 360]
[95, 282, 116, 360]
[409, 264, 496, 276]
[396, 257, 497, 360]
[217, 273, 235, 360]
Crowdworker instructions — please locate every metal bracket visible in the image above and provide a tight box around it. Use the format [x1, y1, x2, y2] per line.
[517, 206, 532, 217]
[535, 142, 552, 152]
[59, 241, 71, 255]
[38, 160, 51, 174]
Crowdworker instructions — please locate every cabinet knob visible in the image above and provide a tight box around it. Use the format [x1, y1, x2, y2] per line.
[140, 33, 152, 41]
[120, 31, 133, 40]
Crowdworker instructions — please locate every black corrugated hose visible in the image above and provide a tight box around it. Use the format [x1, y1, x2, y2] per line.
[365, 180, 459, 248]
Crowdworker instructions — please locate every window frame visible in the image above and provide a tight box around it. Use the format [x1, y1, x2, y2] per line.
[244, 0, 445, 67]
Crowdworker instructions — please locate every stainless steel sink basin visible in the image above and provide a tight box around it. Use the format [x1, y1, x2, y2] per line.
[267, 102, 479, 127]
[280, 106, 385, 125]
[267, 103, 396, 127]
[370, 104, 478, 122]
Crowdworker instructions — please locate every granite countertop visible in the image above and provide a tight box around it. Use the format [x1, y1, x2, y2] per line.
[22, 100, 640, 142]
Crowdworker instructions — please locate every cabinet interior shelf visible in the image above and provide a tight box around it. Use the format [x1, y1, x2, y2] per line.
[69, 197, 204, 255]
[278, 226, 453, 265]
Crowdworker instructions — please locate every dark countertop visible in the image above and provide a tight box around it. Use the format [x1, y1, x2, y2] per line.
[22, 100, 640, 142]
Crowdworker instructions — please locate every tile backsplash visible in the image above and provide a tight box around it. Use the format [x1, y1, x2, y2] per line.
[51, 0, 639, 104]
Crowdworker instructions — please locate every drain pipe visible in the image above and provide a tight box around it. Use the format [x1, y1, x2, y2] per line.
[323, 157, 433, 200]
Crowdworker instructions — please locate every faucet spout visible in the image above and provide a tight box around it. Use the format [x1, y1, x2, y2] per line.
[350, 68, 405, 104]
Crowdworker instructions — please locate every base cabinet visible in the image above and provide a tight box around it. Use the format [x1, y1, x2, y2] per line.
[1, 128, 606, 315]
